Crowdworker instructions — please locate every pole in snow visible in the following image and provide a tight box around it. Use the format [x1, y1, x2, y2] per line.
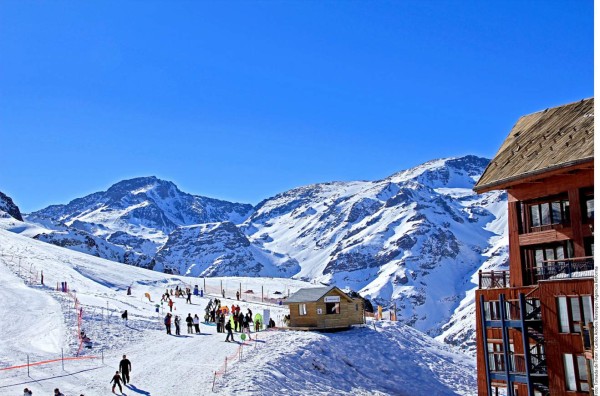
[27, 354, 30, 377]
[61, 348, 64, 370]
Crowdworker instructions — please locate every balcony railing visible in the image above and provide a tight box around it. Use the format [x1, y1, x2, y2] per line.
[479, 270, 510, 289]
[530, 257, 594, 282]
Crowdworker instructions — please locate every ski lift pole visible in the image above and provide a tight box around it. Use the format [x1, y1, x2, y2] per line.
[27, 354, 29, 377]
[61, 348, 64, 370]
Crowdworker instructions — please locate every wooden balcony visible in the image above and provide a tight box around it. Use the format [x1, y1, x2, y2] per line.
[478, 270, 510, 289]
[529, 256, 594, 282]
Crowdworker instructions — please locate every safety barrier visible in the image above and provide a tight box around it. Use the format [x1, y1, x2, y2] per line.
[0, 353, 101, 379]
[211, 332, 262, 392]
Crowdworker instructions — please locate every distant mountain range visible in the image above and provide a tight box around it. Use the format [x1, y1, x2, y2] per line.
[0, 155, 509, 354]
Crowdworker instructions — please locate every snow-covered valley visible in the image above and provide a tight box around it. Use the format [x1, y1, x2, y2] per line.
[0, 226, 476, 395]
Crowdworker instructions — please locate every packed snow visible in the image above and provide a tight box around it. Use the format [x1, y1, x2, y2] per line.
[0, 227, 476, 395]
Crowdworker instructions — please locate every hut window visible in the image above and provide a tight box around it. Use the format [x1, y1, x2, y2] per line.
[299, 304, 307, 316]
[326, 302, 340, 314]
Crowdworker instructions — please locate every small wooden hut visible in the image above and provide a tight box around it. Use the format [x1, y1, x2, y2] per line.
[283, 286, 364, 330]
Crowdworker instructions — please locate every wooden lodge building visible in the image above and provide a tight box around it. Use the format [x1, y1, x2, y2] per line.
[283, 286, 364, 330]
[473, 98, 594, 396]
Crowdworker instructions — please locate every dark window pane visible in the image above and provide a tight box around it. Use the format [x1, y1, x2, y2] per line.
[530, 205, 540, 227]
[540, 203, 551, 225]
[552, 202, 562, 224]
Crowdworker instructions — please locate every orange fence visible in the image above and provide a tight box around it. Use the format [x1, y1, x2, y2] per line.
[0, 355, 99, 374]
[212, 332, 263, 392]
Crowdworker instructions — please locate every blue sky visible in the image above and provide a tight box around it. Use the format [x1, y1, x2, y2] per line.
[0, 1, 593, 212]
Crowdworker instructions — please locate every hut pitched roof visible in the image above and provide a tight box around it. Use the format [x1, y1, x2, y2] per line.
[474, 98, 594, 193]
[284, 286, 352, 304]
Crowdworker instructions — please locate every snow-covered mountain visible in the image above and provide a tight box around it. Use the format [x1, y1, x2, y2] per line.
[152, 221, 300, 277]
[242, 155, 508, 353]
[14, 155, 509, 354]
[25, 176, 254, 266]
[0, 191, 23, 221]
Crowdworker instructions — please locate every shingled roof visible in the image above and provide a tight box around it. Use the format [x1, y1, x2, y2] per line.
[474, 98, 594, 193]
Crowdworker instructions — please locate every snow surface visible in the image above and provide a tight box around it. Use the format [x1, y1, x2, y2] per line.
[0, 228, 476, 395]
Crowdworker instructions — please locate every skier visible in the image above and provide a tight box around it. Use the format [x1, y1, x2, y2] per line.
[186, 289, 192, 304]
[127, 286, 131, 295]
[23, 388, 32, 395]
[121, 310, 128, 322]
[110, 370, 123, 394]
[119, 354, 131, 385]
[54, 389, 65, 396]
[175, 315, 181, 335]
[222, 289, 225, 298]
[164, 313, 172, 335]
[186, 313, 194, 334]
[236, 290, 240, 301]
[193, 314, 201, 334]
[225, 319, 235, 342]
[168, 298, 174, 312]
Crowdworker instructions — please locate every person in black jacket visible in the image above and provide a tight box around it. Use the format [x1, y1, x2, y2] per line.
[119, 354, 131, 385]
[185, 313, 193, 334]
[225, 320, 235, 342]
[111, 370, 123, 393]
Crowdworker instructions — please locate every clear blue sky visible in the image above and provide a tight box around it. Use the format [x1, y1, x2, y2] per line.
[0, 1, 593, 212]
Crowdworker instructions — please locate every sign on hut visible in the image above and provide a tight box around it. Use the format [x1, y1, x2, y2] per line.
[283, 286, 364, 330]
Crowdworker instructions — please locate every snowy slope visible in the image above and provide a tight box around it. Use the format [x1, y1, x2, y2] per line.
[14, 155, 509, 354]
[0, 227, 476, 395]
[243, 156, 508, 353]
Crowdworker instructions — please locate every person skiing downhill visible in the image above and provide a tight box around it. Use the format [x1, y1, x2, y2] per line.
[119, 354, 131, 385]
[110, 370, 123, 393]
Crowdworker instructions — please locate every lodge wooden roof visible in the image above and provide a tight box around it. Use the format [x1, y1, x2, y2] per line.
[474, 98, 594, 193]
[283, 286, 353, 304]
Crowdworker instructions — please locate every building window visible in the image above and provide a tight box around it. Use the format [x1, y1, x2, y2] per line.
[525, 196, 569, 231]
[557, 295, 594, 333]
[582, 189, 594, 222]
[563, 353, 591, 392]
[325, 302, 340, 314]
[524, 241, 573, 283]
[299, 304, 307, 316]
[487, 342, 514, 372]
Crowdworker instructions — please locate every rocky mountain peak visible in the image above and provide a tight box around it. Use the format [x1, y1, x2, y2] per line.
[0, 191, 23, 221]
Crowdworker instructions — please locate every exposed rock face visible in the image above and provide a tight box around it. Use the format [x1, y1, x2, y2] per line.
[0, 192, 23, 221]
[25, 176, 254, 267]
[242, 155, 507, 354]
[152, 222, 300, 277]
[20, 156, 508, 354]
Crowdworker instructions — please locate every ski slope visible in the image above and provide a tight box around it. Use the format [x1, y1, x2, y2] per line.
[0, 227, 476, 395]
